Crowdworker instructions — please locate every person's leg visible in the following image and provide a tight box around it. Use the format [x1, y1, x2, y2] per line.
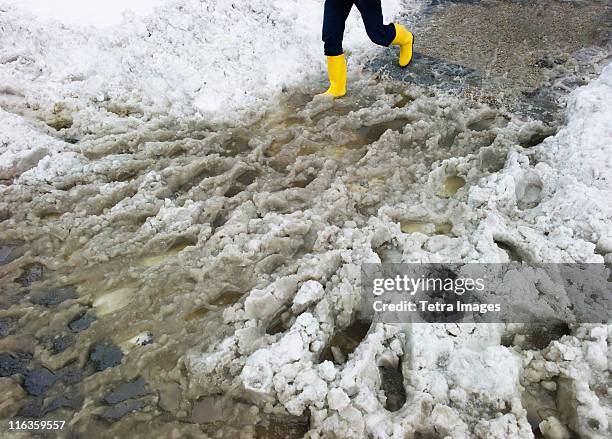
[354, 0, 414, 67]
[322, 0, 353, 97]
[353, 0, 396, 48]
[322, 0, 354, 56]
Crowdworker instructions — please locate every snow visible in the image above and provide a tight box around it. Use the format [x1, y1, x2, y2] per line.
[0, 0, 413, 184]
[5, 0, 172, 27]
[469, 63, 612, 261]
[0, 109, 75, 181]
[536, 63, 612, 191]
[184, 64, 612, 436]
[0, 0, 418, 176]
[292, 279, 325, 312]
[0, 0, 611, 437]
[0, 0, 411, 119]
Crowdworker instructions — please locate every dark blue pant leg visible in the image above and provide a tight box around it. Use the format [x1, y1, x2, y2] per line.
[354, 0, 396, 47]
[323, 0, 354, 56]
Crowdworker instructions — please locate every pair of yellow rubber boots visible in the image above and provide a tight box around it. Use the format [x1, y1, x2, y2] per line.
[324, 23, 413, 97]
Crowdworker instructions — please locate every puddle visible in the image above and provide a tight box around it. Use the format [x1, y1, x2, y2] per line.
[69, 313, 95, 332]
[190, 395, 228, 423]
[38, 212, 62, 220]
[211, 291, 244, 307]
[89, 343, 124, 372]
[400, 222, 428, 234]
[0, 317, 17, 338]
[184, 306, 211, 321]
[15, 263, 45, 289]
[394, 94, 414, 108]
[47, 115, 73, 131]
[440, 176, 466, 197]
[92, 285, 137, 316]
[519, 126, 556, 148]
[346, 182, 369, 194]
[502, 323, 571, 350]
[266, 137, 293, 157]
[435, 222, 453, 235]
[320, 319, 370, 364]
[139, 241, 193, 267]
[0, 243, 24, 266]
[310, 103, 355, 124]
[255, 414, 310, 439]
[286, 104, 409, 167]
[323, 144, 367, 163]
[375, 242, 403, 264]
[169, 162, 224, 195]
[23, 367, 58, 397]
[104, 377, 149, 405]
[400, 221, 454, 235]
[31, 285, 78, 307]
[264, 133, 294, 157]
[266, 311, 290, 335]
[439, 130, 458, 149]
[158, 382, 182, 412]
[369, 52, 481, 95]
[517, 180, 543, 210]
[357, 119, 407, 144]
[105, 103, 143, 118]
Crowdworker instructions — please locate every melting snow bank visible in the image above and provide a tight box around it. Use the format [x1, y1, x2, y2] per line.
[0, 0, 412, 118]
[469, 63, 612, 262]
[174, 65, 611, 438]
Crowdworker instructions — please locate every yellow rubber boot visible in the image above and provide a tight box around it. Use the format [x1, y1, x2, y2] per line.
[392, 24, 414, 68]
[323, 54, 347, 97]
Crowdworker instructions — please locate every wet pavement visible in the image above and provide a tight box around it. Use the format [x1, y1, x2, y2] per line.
[370, 0, 611, 122]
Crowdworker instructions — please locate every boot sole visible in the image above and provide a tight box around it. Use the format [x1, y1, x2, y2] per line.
[321, 91, 346, 98]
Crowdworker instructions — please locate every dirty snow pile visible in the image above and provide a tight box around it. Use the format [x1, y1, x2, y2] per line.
[182, 64, 612, 438]
[468, 63, 612, 262]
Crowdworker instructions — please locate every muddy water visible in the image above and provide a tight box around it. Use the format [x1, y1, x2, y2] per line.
[1, 1, 608, 437]
[0, 74, 522, 436]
